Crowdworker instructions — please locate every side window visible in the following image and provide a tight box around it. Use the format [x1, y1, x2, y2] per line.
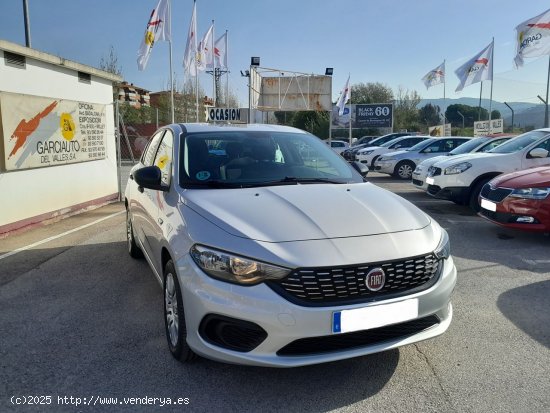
[481, 138, 506, 152]
[142, 130, 165, 166]
[425, 141, 442, 153]
[532, 138, 550, 152]
[153, 130, 174, 186]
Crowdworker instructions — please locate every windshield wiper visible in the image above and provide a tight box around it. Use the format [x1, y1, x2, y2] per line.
[278, 176, 346, 184]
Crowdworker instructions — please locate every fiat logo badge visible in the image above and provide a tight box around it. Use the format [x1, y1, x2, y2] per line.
[366, 268, 385, 291]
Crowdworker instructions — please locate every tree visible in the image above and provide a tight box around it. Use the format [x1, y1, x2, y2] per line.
[99, 45, 122, 76]
[445, 104, 488, 128]
[491, 110, 501, 120]
[419, 103, 441, 127]
[393, 87, 421, 131]
[350, 82, 393, 104]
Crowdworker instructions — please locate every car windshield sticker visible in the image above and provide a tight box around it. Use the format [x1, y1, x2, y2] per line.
[196, 171, 211, 181]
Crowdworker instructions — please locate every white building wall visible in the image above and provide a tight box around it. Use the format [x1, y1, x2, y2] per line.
[0, 45, 120, 234]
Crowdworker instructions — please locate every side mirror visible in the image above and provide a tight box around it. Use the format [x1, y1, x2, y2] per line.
[528, 148, 549, 158]
[351, 161, 369, 178]
[134, 166, 168, 192]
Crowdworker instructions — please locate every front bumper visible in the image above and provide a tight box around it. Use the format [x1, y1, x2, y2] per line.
[427, 185, 470, 204]
[176, 255, 457, 367]
[478, 197, 550, 232]
[374, 160, 397, 175]
[412, 170, 428, 189]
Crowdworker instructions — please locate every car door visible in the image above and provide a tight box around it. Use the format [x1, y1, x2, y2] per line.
[148, 129, 175, 272]
[131, 130, 165, 258]
[521, 136, 550, 169]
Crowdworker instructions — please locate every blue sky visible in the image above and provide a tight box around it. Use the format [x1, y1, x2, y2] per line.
[1, 0, 550, 107]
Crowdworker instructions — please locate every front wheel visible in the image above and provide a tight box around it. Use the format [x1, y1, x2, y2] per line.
[126, 209, 143, 258]
[164, 260, 196, 363]
[394, 161, 415, 180]
[469, 179, 491, 212]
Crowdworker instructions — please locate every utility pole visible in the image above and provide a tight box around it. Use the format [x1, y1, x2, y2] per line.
[538, 95, 547, 128]
[22, 0, 31, 47]
[457, 110, 465, 130]
[504, 102, 514, 133]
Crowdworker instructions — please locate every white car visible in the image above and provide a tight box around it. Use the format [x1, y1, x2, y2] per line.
[356, 136, 430, 170]
[412, 136, 511, 190]
[125, 123, 456, 367]
[327, 140, 349, 154]
[374, 137, 471, 179]
[425, 129, 550, 210]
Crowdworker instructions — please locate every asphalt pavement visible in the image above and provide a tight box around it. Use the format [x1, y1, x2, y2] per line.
[0, 173, 549, 413]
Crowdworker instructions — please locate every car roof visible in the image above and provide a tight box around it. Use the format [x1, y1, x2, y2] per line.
[178, 123, 307, 134]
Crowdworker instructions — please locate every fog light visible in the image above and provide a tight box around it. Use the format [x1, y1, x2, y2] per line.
[516, 216, 535, 223]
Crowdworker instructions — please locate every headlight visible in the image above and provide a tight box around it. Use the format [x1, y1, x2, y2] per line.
[434, 229, 450, 260]
[360, 150, 374, 155]
[415, 165, 423, 173]
[509, 187, 550, 200]
[190, 245, 290, 285]
[444, 162, 472, 175]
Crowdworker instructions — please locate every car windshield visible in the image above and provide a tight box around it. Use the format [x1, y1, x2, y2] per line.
[407, 138, 436, 151]
[488, 130, 550, 154]
[448, 137, 486, 155]
[179, 131, 362, 188]
[380, 137, 406, 148]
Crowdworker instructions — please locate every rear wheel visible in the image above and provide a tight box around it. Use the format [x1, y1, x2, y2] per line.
[469, 178, 491, 212]
[164, 260, 196, 363]
[370, 155, 381, 170]
[394, 161, 415, 180]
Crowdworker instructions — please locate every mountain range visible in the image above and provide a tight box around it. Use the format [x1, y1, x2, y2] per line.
[418, 98, 547, 128]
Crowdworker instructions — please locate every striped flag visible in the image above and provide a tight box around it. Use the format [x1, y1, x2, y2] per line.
[422, 62, 445, 89]
[336, 75, 351, 116]
[455, 41, 494, 92]
[183, 1, 198, 77]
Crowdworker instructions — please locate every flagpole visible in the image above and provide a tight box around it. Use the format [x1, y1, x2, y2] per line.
[226, 30, 229, 108]
[194, 0, 199, 122]
[545, 55, 550, 128]
[488, 38, 494, 132]
[211, 20, 216, 107]
[478, 81, 483, 121]
[168, 0, 174, 123]
[348, 74, 352, 146]
[443, 59, 446, 128]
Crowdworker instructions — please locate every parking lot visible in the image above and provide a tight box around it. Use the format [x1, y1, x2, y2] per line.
[1, 172, 549, 413]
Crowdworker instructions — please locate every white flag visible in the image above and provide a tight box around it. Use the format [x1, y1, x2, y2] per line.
[207, 32, 228, 70]
[514, 8, 550, 67]
[137, 0, 171, 71]
[183, 1, 197, 77]
[197, 24, 213, 72]
[336, 76, 351, 116]
[422, 62, 445, 89]
[455, 41, 494, 92]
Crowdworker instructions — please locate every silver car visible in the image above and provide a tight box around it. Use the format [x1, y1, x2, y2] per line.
[125, 123, 456, 367]
[374, 137, 471, 179]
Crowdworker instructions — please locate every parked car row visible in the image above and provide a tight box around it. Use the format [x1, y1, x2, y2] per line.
[406, 129, 550, 232]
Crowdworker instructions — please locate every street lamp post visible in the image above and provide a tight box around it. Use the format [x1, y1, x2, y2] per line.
[538, 95, 549, 128]
[504, 102, 514, 133]
[457, 110, 465, 130]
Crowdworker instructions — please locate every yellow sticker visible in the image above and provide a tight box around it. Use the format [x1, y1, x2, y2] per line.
[157, 155, 169, 169]
[60, 113, 76, 141]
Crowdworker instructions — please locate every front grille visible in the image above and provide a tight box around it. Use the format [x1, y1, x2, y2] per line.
[480, 184, 512, 202]
[428, 166, 442, 177]
[277, 315, 440, 356]
[269, 253, 441, 306]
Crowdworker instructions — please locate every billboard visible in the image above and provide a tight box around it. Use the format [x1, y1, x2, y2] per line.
[429, 124, 452, 137]
[474, 119, 504, 136]
[1, 92, 107, 171]
[331, 103, 393, 129]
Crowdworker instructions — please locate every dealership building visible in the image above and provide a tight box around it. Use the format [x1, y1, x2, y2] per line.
[0, 39, 122, 236]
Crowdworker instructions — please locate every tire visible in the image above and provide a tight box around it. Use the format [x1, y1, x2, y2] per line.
[126, 209, 143, 258]
[164, 260, 196, 363]
[370, 155, 380, 170]
[393, 161, 415, 180]
[469, 178, 491, 212]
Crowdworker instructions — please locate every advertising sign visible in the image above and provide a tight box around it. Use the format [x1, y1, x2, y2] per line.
[331, 104, 393, 129]
[1, 92, 107, 171]
[355, 104, 393, 128]
[474, 119, 504, 136]
[429, 124, 452, 137]
[208, 107, 245, 122]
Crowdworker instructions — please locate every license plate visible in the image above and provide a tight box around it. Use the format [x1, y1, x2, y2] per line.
[426, 177, 434, 185]
[481, 198, 497, 212]
[332, 299, 419, 334]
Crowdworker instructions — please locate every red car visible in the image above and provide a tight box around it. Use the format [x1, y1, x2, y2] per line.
[478, 166, 550, 232]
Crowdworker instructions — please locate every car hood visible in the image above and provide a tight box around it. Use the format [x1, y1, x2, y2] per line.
[431, 152, 503, 168]
[182, 183, 431, 242]
[490, 166, 550, 188]
[381, 150, 409, 159]
[420, 153, 472, 169]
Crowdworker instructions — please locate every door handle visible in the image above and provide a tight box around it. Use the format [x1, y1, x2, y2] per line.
[158, 218, 164, 225]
